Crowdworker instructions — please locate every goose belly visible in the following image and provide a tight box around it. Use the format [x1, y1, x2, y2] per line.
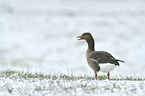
[99, 63, 116, 73]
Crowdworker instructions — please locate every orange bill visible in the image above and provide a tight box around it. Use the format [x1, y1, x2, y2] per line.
[76, 35, 82, 40]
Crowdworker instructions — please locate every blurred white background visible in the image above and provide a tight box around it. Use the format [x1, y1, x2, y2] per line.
[0, 0, 145, 77]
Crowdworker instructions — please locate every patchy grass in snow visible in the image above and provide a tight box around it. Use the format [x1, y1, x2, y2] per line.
[0, 70, 145, 96]
[1, 70, 144, 81]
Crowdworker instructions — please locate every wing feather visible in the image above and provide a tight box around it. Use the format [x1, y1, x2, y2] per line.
[90, 51, 119, 65]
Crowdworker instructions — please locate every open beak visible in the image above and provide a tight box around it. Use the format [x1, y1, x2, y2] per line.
[76, 35, 82, 40]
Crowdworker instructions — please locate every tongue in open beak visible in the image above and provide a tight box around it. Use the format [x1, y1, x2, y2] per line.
[76, 35, 82, 40]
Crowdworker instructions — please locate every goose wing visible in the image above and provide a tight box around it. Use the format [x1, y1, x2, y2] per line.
[90, 51, 120, 65]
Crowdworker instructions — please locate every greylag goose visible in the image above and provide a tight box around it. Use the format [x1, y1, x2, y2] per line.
[77, 32, 125, 80]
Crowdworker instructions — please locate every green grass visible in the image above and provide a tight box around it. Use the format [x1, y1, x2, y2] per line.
[0, 70, 145, 81]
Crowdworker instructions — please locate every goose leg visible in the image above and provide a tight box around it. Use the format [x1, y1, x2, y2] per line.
[107, 73, 110, 80]
[94, 72, 97, 80]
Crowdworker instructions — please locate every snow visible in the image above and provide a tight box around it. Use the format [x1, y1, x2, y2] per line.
[0, 0, 145, 74]
[0, 0, 145, 77]
[0, 76, 145, 96]
[0, 0, 145, 95]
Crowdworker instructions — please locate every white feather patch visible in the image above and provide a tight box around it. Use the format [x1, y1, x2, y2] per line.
[99, 63, 116, 73]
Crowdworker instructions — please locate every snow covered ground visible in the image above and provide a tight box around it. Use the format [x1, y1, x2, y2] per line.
[0, 0, 145, 90]
[0, 0, 145, 95]
[0, 71, 145, 96]
[1, 78, 145, 96]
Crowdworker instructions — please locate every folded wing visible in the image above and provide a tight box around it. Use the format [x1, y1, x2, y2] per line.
[90, 51, 124, 66]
